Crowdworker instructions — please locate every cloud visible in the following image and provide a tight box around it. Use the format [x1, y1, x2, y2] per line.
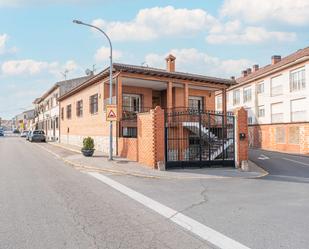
[220, 0, 309, 25]
[145, 48, 253, 78]
[207, 22, 297, 44]
[0, 33, 17, 54]
[1, 59, 79, 77]
[94, 46, 122, 62]
[92, 6, 216, 41]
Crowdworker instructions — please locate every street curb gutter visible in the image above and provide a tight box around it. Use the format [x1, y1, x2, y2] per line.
[37, 142, 268, 180]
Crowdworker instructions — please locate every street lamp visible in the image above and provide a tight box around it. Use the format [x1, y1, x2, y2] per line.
[73, 19, 114, 160]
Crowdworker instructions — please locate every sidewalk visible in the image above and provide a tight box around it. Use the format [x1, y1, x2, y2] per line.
[38, 142, 268, 179]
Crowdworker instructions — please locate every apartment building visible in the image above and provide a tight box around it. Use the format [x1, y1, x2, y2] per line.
[216, 47, 309, 154]
[58, 55, 235, 167]
[13, 109, 35, 131]
[33, 76, 91, 141]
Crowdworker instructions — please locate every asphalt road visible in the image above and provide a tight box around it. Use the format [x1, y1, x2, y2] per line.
[250, 149, 309, 183]
[1, 137, 309, 249]
[0, 137, 212, 249]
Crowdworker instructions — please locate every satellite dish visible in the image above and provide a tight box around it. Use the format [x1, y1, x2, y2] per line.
[85, 69, 93, 76]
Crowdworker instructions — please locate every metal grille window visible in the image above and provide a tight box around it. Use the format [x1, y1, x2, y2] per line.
[233, 89, 240, 105]
[66, 104, 72, 119]
[258, 105, 265, 117]
[271, 75, 283, 96]
[90, 94, 98, 114]
[243, 87, 252, 103]
[271, 102, 284, 123]
[291, 98, 306, 122]
[290, 68, 305, 92]
[122, 127, 137, 138]
[76, 100, 83, 117]
[189, 96, 204, 111]
[289, 126, 300, 144]
[123, 94, 141, 112]
[275, 127, 285, 143]
[257, 82, 264, 94]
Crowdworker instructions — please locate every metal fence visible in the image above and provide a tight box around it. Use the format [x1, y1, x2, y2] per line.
[165, 108, 235, 169]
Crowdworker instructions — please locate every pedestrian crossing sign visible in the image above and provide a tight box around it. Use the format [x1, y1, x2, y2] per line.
[106, 105, 118, 121]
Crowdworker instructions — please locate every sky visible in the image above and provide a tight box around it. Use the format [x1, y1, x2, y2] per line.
[0, 0, 308, 119]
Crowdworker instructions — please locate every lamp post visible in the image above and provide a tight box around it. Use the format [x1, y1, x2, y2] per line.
[73, 19, 114, 160]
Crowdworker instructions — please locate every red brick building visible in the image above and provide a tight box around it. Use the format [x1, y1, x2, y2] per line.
[58, 55, 240, 168]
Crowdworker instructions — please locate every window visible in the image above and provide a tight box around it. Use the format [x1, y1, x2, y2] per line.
[271, 75, 283, 96]
[290, 68, 305, 92]
[76, 100, 83, 117]
[248, 117, 253, 124]
[243, 87, 252, 103]
[55, 117, 59, 129]
[66, 104, 72, 119]
[233, 90, 240, 105]
[61, 107, 64, 120]
[258, 105, 265, 117]
[271, 102, 284, 123]
[289, 127, 300, 144]
[275, 127, 285, 144]
[291, 98, 306, 122]
[122, 127, 137, 138]
[123, 94, 141, 112]
[257, 83, 264, 94]
[189, 96, 204, 111]
[216, 96, 222, 110]
[90, 94, 98, 114]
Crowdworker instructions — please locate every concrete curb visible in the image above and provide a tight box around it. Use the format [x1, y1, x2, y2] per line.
[39, 142, 268, 180]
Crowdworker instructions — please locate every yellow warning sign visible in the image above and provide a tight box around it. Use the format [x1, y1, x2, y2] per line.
[106, 105, 118, 121]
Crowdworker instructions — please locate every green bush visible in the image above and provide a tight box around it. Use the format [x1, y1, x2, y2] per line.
[82, 137, 94, 150]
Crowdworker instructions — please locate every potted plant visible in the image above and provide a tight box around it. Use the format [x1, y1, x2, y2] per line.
[81, 137, 95, 157]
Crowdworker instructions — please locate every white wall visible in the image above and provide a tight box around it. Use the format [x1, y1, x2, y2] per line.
[216, 61, 309, 124]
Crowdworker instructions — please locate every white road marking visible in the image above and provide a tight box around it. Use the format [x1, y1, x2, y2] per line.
[282, 157, 309, 167]
[258, 154, 270, 160]
[88, 172, 251, 249]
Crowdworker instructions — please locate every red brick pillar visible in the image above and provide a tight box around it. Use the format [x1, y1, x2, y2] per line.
[234, 107, 248, 168]
[153, 106, 165, 167]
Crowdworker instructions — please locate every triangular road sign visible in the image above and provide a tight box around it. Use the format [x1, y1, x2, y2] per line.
[108, 110, 116, 118]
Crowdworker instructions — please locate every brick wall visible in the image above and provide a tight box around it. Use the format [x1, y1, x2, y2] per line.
[249, 123, 309, 154]
[118, 137, 138, 161]
[235, 107, 249, 167]
[117, 106, 165, 168]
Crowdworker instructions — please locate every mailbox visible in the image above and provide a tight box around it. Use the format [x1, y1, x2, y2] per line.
[239, 133, 246, 140]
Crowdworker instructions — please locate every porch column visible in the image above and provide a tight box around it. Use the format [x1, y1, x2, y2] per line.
[117, 75, 122, 118]
[167, 81, 173, 110]
[184, 83, 189, 108]
[222, 88, 227, 116]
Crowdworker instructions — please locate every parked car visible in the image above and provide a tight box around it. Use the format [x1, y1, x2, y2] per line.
[28, 130, 46, 142]
[26, 131, 32, 140]
[0, 130, 4, 136]
[20, 130, 28, 138]
[13, 129, 20, 134]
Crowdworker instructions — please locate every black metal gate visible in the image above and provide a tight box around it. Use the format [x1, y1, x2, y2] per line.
[165, 108, 235, 169]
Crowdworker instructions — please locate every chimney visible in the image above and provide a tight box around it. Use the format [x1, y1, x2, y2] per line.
[271, 55, 281, 65]
[166, 54, 176, 72]
[242, 70, 247, 77]
[246, 68, 252, 75]
[252, 64, 259, 72]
